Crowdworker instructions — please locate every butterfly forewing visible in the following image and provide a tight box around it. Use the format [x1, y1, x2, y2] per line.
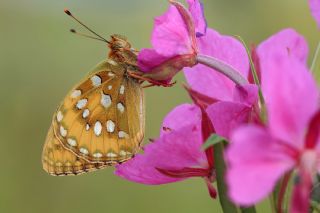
[45, 59, 144, 167]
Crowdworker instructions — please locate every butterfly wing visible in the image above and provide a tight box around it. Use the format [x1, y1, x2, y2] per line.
[42, 125, 107, 176]
[120, 76, 145, 156]
[42, 59, 144, 175]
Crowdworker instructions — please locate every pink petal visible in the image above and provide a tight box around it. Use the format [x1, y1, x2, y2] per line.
[290, 170, 312, 213]
[226, 125, 296, 205]
[305, 110, 320, 149]
[137, 2, 199, 77]
[258, 49, 318, 148]
[309, 0, 320, 28]
[187, 0, 207, 36]
[138, 48, 169, 72]
[206, 102, 252, 139]
[184, 85, 217, 109]
[151, 5, 194, 57]
[141, 53, 196, 82]
[184, 28, 249, 101]
[115, 124, 208, 185]
[233, 84, 259, 106]
[161, 104, 202, 136]
[257, 29, 308, 64]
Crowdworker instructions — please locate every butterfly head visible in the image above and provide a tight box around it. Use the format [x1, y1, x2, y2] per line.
[108, 34, 138, 65]
[109, 34, 131, 50]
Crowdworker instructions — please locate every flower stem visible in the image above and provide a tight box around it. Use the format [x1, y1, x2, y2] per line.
[240, 206, 257, 213]
[233, 35, 267, 123]
[311, 41, 320, 73]
[277, 172, 292, 213]
[197, 54, 248, 85]
[232, 36, 265, 102]
[213, 141, 238, 213]
[269, 195, 276, 213]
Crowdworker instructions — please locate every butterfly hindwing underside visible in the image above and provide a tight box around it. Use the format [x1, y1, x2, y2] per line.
[42, 47, 145, 176]
[42, 125, 108, 176]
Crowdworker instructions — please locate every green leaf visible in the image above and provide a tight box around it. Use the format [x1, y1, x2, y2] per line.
[202, 134, 226, 150]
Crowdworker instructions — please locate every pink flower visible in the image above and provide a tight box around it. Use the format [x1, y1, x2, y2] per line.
[309, 0, 320, 28]
[138, 0, 206, 82]
[225, 29, 319, 212]
[115, 104, 216, 198]
[184, 27, 259, 139]
[184, 29, 250, 101]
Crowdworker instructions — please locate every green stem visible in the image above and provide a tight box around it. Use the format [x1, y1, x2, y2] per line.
[311, 41, 320, 73]
[277, 172, 292, 213]
[233, 36, 260, 85]
[269, 195, 276, 213]
[213, 141, 238, 213]
[240, 206, 257, 213]
[233, 35, 267, 122]
[272, 180, 282, 213]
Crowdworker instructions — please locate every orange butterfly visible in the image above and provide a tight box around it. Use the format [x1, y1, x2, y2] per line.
[42, 10, 157, 176]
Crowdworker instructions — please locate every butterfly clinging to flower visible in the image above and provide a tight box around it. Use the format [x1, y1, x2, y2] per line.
[42, 9, 171, 176]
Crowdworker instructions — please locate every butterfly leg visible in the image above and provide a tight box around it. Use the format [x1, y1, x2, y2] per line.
[142, 81, 176, 88]
[127, 71, 176, 87]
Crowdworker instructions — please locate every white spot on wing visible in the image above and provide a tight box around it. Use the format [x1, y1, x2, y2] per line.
[108, 72, 115, 77]
[70, 90, 81, 98]
[80, 147, 89, 155]
[119, 85, 125, 94]
[82, 109, 90, 118]
[117, 103, 125, 113]
[94, 121, 102, 136]
[118, 131, 128, 139]
[56, 111, 63, 122]
[59, 125, 67, 137]
[93, 152, 103, 158]
[67, 138, 77, 147]
[107, 152, 117, 158]
[86, 123, 90, 131]
[119, 150, 127, 156]
[101, 93, 112, 108]
[76, 99, 87, 109]
[108, 85, 112, 90]
[107, 59, 118, 66]
[91, 75, 102, 87]
[106, 120, 115, 133]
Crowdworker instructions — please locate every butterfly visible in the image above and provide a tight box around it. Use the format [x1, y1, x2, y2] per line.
[41, 10, 158, 176]
[42, 32, 148, 176]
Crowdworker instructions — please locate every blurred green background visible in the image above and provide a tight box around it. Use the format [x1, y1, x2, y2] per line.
[0, 0, 319, 212]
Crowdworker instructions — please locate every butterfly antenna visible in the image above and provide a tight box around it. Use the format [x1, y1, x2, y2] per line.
[69, 29, 107, 42]
[64, 9, 110, 44]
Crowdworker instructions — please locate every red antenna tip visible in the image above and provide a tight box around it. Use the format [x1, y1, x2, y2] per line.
[64, 9, 72, 16]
